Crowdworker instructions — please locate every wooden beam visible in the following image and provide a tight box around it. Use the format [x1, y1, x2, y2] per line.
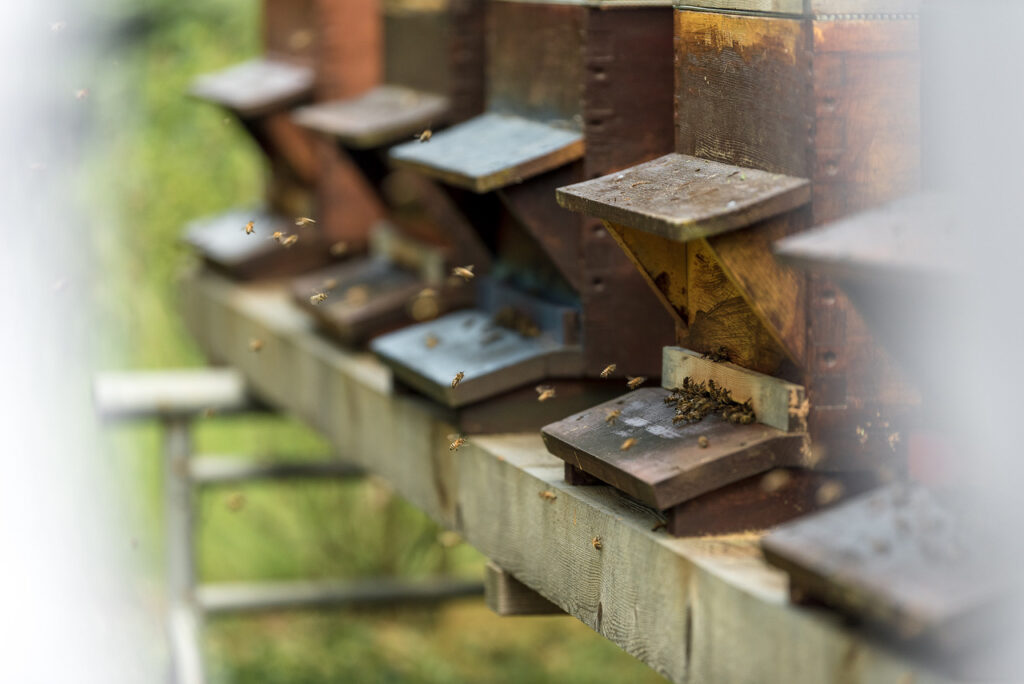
[180, 270, 957, 684]
[189, 456, 364, 485]
[93, 368, 250, 421]
[485, 562, 564, 616]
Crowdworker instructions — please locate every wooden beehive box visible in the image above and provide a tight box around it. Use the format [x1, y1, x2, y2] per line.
[368, 0, 677, 423]
[544, 0, 923, 535]
[185, 0, 382, 280]
[287, 0, 492, 345]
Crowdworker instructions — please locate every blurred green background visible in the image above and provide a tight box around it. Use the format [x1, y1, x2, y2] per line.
[88, 1, 666, 681]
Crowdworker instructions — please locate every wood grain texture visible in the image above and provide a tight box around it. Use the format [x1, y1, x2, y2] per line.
[312, 135, 387, 247]
[604, 221, 689, 326]
[485, 561, 565, 615]
[388, 113, 585, 193]
[314, 0, 381, 101]
[556, 153, 811, 242]
[541, 387, 807, 510]
[662, 346, 806, 432]
[261, 112, 319, 185]
[189, 59, 314, 118]
[180, 270, 959, 684]
[294, 85, 451, 149]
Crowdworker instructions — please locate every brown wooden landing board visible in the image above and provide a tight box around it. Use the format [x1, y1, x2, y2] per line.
[183, 208, 332, 281]
[388, 113, 584, 193]
[761, 484, 1002, 649]
[556, 153, 809, 242]
[293, 85, 450, 149]
[541, 387, 807, 511]
[189, 58, 314, 118]
[290, 258, 474, 346]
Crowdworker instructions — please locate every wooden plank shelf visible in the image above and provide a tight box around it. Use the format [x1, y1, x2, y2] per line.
[556, 152, 810, 242]
[389, 113, 585, 193]
[180, 269, 962, 684]
[188, 58, 314, 118]
[183, 207, 333, 280]
[293, 84, 451, 149]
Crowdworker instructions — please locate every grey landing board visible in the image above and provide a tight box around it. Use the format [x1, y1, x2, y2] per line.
[188, 58, 314, 119]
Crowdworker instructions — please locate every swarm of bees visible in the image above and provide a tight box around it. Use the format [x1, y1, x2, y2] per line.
[418, 129, 433, 143]
[244, 220, 255, 235]
[295, 216, 316, 226]
[452, 264, 475, 281]
[248, 338, 264, 353]
[668, 377, 755, 426]
[620, 437, 637, 451]
[448, 435, 466, 451]
[626, 376, 646, 390]
[536, 385, 556, 402]
[600, 363, 616, 378]
[702, 346, 731, 363]
[309, 292, 328, 305]
[605, 408, 621, 424]
[539, 490, 557, 502]
[591, 536, 603, 550]
[451, 371, 464, 388]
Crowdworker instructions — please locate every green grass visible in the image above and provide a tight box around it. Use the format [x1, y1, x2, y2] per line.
[86, 2, 666, 681]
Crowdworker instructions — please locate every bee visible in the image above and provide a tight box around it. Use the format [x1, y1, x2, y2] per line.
[697, 435, 709, 449]
[295, 217, 316, 226]
[451, 371, 464, 388]
[418, 129, 433, 143]
[270, 231, 285, 242]
[244, 220, 255, 235]
[449, 436, 466, 451]
[281, 234, 298, 248]
[605, 409, 621, 424]
[760, 469, 792, 494]
[620, 437, 637, 451]
[452, 264, 475, 281]
[424, 333, 440, 349]
[600, 363, 616, 378]
[249, 338, 264, 353]
[815, 480, 845, 506]
[536, 385, 556, 402]
[591, 536, 603, 550]
[539, 490, 557, 502]
[225, 492, 246, 512]
[329, 241, 348, 256]
[309, 292, 328, 305]
[626, 376, 646, 390]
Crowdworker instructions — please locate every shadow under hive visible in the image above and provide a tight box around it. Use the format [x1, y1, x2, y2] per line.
[184, 0, 381, 280]
[289, 0, 493, 346]
[369, 0, 678, 432]
[543, 0, 923, 536]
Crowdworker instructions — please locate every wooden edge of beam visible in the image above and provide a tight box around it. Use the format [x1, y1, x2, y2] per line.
[662, 346, 807, 432]
[485, 561, 566, 616]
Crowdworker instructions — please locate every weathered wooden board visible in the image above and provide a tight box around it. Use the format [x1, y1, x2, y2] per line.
[183, 208, 332, 281]
[541, 387, 807, 510]
[180, 270, 961, 684]
[293, 85, 450, 149]
[389, 114, 584, 193]
[762, 484, 1000, 649]
[485, 561, 565, 616]
[312, 0, 382, 101]
[189, 59, 313, 119]
[370, 309, 584, 407]
[676, 0, 920, 13]
[556, 154, 810, 242]
[662, 346, 806, 432]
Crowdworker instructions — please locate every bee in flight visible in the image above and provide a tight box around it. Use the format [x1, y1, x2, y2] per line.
[536, 385, 556, 402]
[270, 231, 285, 242]
[600, 363, 616, 378]
[295, 217, 316, 226]
[452, 265, 475, 282]
[449, 435, 466, 451]
[620, 437, 637, 451]
[626, 376, 646, 390]
[605, 409, 621, 424]
[248, 338, 264, 353]
[281, 234, 298, 248]
[451, 371, 465, 389]
[424, 334, 440, 349]
[244, 220, 255, 235]
[418, 129, 432, 143]
[309, 292, 328, 305]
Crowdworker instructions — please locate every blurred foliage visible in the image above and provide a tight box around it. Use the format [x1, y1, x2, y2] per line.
[83, 0, 665, 681]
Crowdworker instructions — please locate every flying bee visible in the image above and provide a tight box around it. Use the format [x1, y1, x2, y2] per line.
[539, 490, 557, 502]
[417, 129, 432, 143]
[452, 264, 475, 281]
[815, 480, 845, 506]
[244, 220, 255, 235]
[536, 385, 556, 402]
[249, 338, 264, 353]
[309, 292, 328, 305]
[626, 376, 646, 390]
[225, 492, 246, 512]
[605, 409, 621, 424]
[760, 469, 792, 494]
[270, 231, 285, 242]
[329, 241, 348, 256]
[620, 437, 637, 451]
[600, 363, 616, 378]
[424, 333, 440, 349]
[295, 216, 316, 226]
[281, 234, 298, 247]
[449, 435, 466, 451]
[451, 371, 464, 388]
[697, 435, 709, 448]
[591, 536, 603, 550]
